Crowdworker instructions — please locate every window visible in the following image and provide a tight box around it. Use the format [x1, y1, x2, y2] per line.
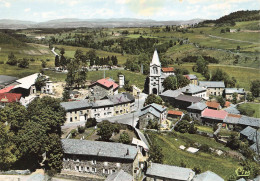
[75, 117, 77, 120]
[80, 111, 83, 114]
[92, 168, 96, 172]
[112, 170, 116, 173]
[105, 169, 109, 174]
[116, 163, 120, 167]
[104, 162, 108, 166]
[92, 160, 96, 165]
[70, 118, 72, 122]
[75, 111, 77, 114]
[85, 167, 90, 172]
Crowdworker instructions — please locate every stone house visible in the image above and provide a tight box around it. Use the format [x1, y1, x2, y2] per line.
[160, 89, 182, 105]
[201, 108, 228, 126]
[224, 114, 260, 131]
[184, 74, 198, 85]
[180, 84, 207, 100]
[206, 101, 221, 110]
[240, 126, 260, 154]
[198, 81, 225, 97]
[187, 102, 207, 121]
[167, 110, 184, 119]
[62, 139, 146, 179]
[61, 93, 135, 123]
[41, 80, 54, 94]
[89, 78, 119, 100]
[174, 95, 203, 110]
[145, 163, 195, 181]
[224, 88, 245, 101]
[139, 103, 167, 129]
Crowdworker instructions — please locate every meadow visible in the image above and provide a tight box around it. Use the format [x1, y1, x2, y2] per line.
[238, 103, 260, 118]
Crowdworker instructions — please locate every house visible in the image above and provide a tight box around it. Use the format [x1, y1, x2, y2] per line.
[61, 93, 135, 123]
[168, 110, 184, 119]
[0, 75, 17, 89]
[223, 104, 240, 114]
[180, 84, 207, 99]
[149, 49, 175, 95]
[41, 80, 54, 94]
[184, 74, 198, 85]
[11, 73, 39, 97]
[240, 126, 260, 154]
[0, 85, 15, 94]
[187, 102, 207, 121]
[206, 101, 221, 110]
[105, 169, 132, 181]
[145, 163, 195, 181]
[0, 93, 22, 107]
[198, 81, 225, 97]
[89, 78, 119, 100]
[224, 101, 231, 108]
[160, 89, 182, 104]
[174, 95, 203, 110]
[224, 88, 245, 101]
[139, 103, 167, 129]
[201, 109, 228, 125]
[193, 171, 224, 181]
[224, 115, 260, 130]
[62, 139, 145, 178]
[106, 92, 135, 116]
[132, 85, 141, 97]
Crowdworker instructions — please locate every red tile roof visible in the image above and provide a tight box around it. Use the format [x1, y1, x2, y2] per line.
[202, 108, 228, 120]
[0, 93, 22, 103]
[162, 67, 174, 72]
[228, 114, 242, 118]
[91, 78, 119, 90]
[0, 85, 15, 93]
[206, 101, 220, 109]
[168, 110, 183, 116]
[184, 75, 190, 80]
[225, 101, 231, 107]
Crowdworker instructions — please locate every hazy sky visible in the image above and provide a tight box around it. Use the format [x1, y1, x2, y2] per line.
[0, 0, 258, 22]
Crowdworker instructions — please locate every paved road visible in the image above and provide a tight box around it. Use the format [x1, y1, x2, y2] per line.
[208, 35, 260, 44]
[51, 47, 59, 57]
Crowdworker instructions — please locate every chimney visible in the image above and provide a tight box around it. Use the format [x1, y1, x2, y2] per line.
[126, 148, 129, 156]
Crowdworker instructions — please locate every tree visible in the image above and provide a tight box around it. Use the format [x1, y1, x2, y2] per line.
[18, 58, 29, 68]
[6, 52, 17, 66]
[250, 80, 260, 97]
[246, 92, 254, 102]
[162, 76, 177, 91]
[148, 144, 163, 163]
[216, 96, 225, 107]
[176, 74, 189, 88]
[192, 56, 208, 75]
[85, 118, 97, 128]
[226, 133, 240, 150]
[144, 94, 163, 106]
[62, 88, 70, 102]
[193, 166, 202, 174]
[55, 55, 60, 67]
[41, 60, 47, 68]
[119, 131, 130, 144]
[174, 120, 190, 133]
[97, 120, 114, 141]
[188, 123, 197, 134]
[35, 75, 46, 91]
[232, 92, 238, 104]
[0, 123, 17, 170]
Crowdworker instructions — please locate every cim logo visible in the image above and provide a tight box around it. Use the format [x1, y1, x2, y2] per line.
[235, 167, 250, 177]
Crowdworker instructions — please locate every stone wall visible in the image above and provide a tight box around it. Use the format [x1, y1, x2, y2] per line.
[139, 113, 158, 129]
[90, 85, 113, 100]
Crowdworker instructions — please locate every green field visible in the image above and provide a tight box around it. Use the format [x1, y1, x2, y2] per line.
[238, 103, 260, 118]
[147, 131, 259, 180]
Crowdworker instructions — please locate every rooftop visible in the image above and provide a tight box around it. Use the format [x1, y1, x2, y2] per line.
[162, 67, 174, 72]
[0, 75, 17, 88]
[140, 103, 166, 118]
[187, 102, 207, 111]
[180, 84, 206, 94]
[90, 78, 118, 90]
[160, 89, 182, 98]
[146, 163, 195, 180]
[105, 169, 132, 181]
[223, 105, 240, 115]
[184, 74, 197, 80]
[206, 101, 220, 109]
[193, 171, 224, 181]
[240, 126, 260, 142]
[151, 49, 161, 66]
[62, 139, 138, 160]
[199, 81, 225, 88]
[168, 110, 183, 116]
[13, 73, 39, 90]
[0, 93, 22, 103]
[61, 100, 91, 111]
[202, 108, 228, 120]
[175, 94, 202, 103]
[107, 92, 135, 104]
[0, 85, 15, 93]
[224, 101, 231, 107]
[225, 88, 245, 94]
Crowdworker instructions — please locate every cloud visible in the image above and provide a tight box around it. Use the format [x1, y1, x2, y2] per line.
[0, 0, 11, 7]
[41, 11, 56, 19]
[24, 8, 31, 12]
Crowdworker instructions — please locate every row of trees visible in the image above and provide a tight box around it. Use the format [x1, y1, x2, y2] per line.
[6, 52, 30, 68]
[0, 97, 65, 172]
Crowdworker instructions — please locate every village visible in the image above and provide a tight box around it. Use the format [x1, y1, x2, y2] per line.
[0, 48, 259, 181]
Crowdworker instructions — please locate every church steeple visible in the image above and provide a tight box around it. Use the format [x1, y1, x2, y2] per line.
[150, 49, 161, 66]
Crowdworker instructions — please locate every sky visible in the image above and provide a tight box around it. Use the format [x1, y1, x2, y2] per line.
[0, 0, 258, 22]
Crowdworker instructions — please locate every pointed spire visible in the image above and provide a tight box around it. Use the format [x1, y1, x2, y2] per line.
[151, 49, 161, 66]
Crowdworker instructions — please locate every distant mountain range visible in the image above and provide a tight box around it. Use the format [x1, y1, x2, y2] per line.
[0, 18, 204, 29]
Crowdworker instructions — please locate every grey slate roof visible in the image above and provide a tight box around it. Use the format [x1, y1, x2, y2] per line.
[61, 100, 91, 111]
[180, 84, 206, 94]
[199, 81, 225, 88]
[0, 75, 17, 88]
[146, 163, 195, 180]
[160, 89, 182, 98]
[62, 139, 138, 160]
[185, 74, 197, 80]
[236, 179, 246, 181]
[175, 94, 202, 103]
[223, 105, 240, 114]
[225, 88, 245, 94]
[193, 171, 224, 181]
[240, 126, 260, 143]
[92, 99, 114, 108]
[224, 115, 240, 124]
[239, 116, 260, 128]
[107, 92, 134, 104]
[187, 102, 207, 111]
[140, 103, 167, 118]
[105, 169, 132, 181]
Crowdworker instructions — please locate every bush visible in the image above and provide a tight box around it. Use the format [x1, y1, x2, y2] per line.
[85, 118, 97, 128]
[174, 120, 190, 133]
[193, 166, 202, 174]
[77, 126, 85, 134]
[119, 131, 130, 144]
[200, 144, 211, 153]
[18, 58, 29, 68]
[188, 123, 197, 134]
[71, 129, 77, 138]
[0, 61, 4, 64]
[113, 122, 121, 134]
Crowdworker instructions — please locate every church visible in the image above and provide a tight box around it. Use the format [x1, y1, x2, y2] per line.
[149, 49, 175, 95]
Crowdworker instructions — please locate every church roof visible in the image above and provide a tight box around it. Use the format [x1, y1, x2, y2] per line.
[150, 49, 161, 66]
